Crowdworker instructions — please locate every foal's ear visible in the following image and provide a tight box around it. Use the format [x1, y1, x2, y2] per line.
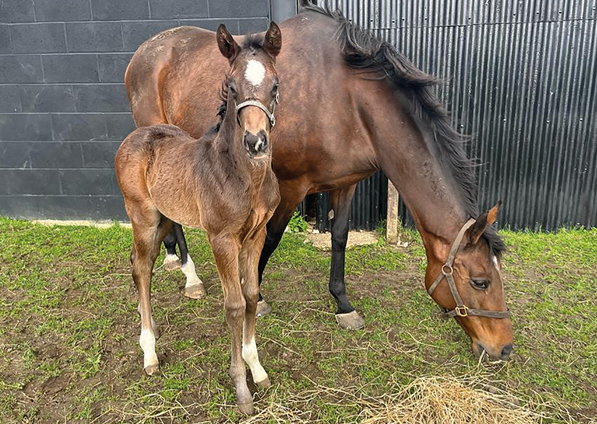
[263, 22, 282, 58]
[217, 24, 240, 62]
[468, 201, 502, 245]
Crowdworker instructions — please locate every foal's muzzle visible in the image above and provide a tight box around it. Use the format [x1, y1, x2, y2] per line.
[243, 130, 269, 157]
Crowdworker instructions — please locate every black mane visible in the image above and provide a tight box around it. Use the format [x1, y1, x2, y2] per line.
[303, 2, 505, 256]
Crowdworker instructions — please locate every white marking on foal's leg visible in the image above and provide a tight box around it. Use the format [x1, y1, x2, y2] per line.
[242, 337, 268, 383]
[181, 254, 203, 288]
[245, 60, 265, 87]
[163, 253, 180, 269]
[139, 328, 158, 371]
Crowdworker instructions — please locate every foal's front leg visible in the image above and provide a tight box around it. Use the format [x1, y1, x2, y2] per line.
[240, 228, 270, 388]
[210, 234, 253, 414]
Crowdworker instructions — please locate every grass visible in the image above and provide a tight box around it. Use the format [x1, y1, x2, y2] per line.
[0, 217, 596, 423]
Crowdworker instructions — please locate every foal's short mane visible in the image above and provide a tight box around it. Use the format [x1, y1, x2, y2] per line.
[303, 2, 505, 256]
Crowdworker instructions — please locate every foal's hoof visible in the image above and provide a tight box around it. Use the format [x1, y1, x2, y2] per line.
[255, 376, 271, 389]
[237, 401, 255, 415]
[335, 310, 365, 330]
[184, 283, 206, 299]
[256, 300, 272, 317]
[163, 254, 181, 271]
[144, 363, 159, 376]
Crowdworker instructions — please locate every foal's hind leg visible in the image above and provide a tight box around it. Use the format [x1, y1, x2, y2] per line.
[129, 207, 173, 375]
[240, 228, 269, 388]
[173, 224, 206, 299]
[162, 228, 181, 271]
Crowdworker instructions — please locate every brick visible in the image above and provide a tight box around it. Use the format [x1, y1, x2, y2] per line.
[0, 55, 43, 83]
[180, 18, 239, 34]
[0, 114, 53, 141]
[19, 85, 76, 113]
[0, 86, 22, 113]
[66, 22, 123, 52]
[149, 0, 208, 19]
[122, 21, 178, 51]
[74, 84, 129, 112]
[238, 18, 269, 34]
[35, 0, 91, 22]
[0, 169, 61, 195]
[81, 141, 120, 168]
[0, 0, 35, 23]
[42, 54, 100, 83]
[0, 25, 11, 53]
[208, 0, 268, 18]
[106, 113, 135, 140]
[51, 113, 107, 141]
[0, 142, 30, 168]
[60, 169, 117, 195]
[10, 23, 67, 54]
[91, 0, 149, 21]
[98, 53, 133, 82]
[29, 142, 83, 168]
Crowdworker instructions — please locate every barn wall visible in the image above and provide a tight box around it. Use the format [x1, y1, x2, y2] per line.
[315, 0, 597, 231]
[0, 0, 275, 220]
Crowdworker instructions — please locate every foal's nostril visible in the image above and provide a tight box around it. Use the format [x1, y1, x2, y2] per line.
[243, 131, 268, 155]
[500, 343, 513, 360]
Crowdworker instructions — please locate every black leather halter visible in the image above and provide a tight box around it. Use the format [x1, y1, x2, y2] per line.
[427, 218, 511, 319]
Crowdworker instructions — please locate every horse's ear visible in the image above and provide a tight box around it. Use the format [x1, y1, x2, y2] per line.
[217, 24, 240, 62]
[468, 201, 502, 245]
[263, 22, 282, 58]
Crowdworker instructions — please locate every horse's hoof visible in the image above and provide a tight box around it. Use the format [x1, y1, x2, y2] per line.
[163, 255, 181, 271]
[335, 310, 365, 330]
[256, 300, 272, 317]
[144, 363, 159, 375]
[255, 376, 271, 389]
[237, 401, 254, 415]
[184, 283, 206, 299]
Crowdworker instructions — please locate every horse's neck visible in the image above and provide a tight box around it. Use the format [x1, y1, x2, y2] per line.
[369, 90, 468, 256]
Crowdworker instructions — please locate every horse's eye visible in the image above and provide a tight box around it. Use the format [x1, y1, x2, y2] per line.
[471, 279, 489, 290]
[271, 82, 279, 94]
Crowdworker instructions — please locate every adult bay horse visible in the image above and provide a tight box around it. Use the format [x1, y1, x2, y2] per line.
[116, 23, 282, 414]
[125, 4, 514, 360]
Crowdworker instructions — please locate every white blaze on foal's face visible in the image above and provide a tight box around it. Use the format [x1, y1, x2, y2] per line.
[245, 59, 266, 87]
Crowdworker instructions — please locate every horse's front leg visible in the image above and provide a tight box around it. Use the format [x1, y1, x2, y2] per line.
[329, 185, 365, 329]
[210, 234, 253, 414]
[240, 228, 270, 388]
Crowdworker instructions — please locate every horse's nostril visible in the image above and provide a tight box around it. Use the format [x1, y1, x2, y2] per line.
[500, 344, 513, 359]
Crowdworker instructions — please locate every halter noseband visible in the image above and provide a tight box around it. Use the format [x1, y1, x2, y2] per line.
[236, 91, 279, 129]
[427, 218, 511, 319]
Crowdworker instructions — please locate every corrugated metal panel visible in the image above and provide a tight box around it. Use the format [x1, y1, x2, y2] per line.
[315, 0, 597, 231]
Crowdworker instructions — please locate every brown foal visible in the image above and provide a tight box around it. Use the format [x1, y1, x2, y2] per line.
[115, 23, 282, 414]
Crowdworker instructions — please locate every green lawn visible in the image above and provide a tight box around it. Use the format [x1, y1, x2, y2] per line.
[0, 217, 595, 423]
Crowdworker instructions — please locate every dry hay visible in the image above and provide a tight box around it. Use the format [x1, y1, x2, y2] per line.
[243, 374, 568, 424]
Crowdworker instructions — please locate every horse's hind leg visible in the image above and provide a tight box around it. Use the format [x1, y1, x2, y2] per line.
[129, 205, 173, 375]
[162, 228, 181, 271]
[240, 228, 269, 388]
[210, 234, 253, 414]
[329, 185, 365, 330]
[173, 224, 206, 299]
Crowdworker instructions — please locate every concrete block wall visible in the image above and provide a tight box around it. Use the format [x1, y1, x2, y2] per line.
[0, 0, 274, 220]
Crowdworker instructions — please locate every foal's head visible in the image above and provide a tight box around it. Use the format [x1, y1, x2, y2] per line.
[216, 23, 281, 159]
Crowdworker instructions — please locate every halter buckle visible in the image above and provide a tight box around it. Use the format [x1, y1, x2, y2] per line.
[441, 264, 453, 276]
[454, 305, 469, 317]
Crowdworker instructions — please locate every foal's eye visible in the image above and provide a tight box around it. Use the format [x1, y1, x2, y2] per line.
[471, 279, 489, 290]
[271, 82, 279, 94]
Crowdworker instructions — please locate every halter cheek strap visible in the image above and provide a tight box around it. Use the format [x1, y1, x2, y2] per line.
[236, 94, 278, 129]
[427, 218, 511, 319]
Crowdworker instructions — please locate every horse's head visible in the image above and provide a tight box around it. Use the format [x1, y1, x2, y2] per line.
[425, 202, 513, 361]
[216, 23, 281, 159]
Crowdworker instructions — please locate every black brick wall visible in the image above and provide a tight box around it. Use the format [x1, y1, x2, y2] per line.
[0, 0, 284, 220]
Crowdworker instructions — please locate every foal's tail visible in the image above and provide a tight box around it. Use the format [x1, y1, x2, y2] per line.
[172, 223, 189, 265]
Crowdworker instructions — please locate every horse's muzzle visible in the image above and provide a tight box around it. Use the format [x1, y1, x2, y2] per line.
[243, 130, 269, 157]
